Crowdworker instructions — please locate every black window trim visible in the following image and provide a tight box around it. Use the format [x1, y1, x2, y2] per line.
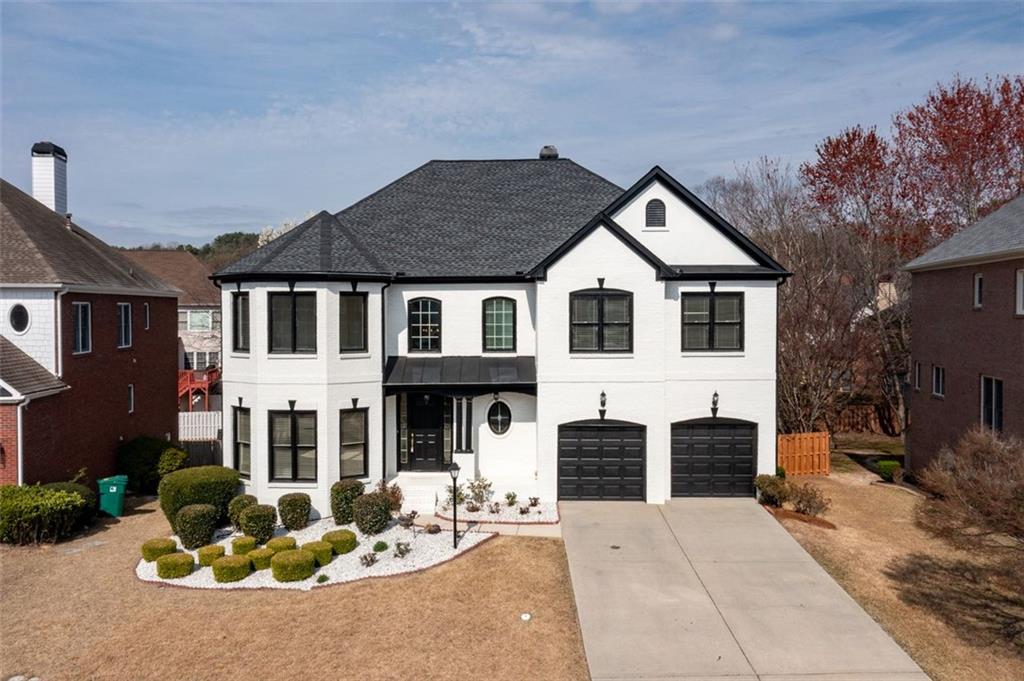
[232, 292, 250, 353]
[569, 288, 634, 354]
[407, 296, 442, 353]
[339, 292, 369, 354]
[268, 291, 317, 355]
[233, 406, 251, 479]
[268, 409, 318, 482]
[681, 291, 745, 352]
[487, 400, 512, 435]
[339, 407, 369, 479]
[482, 296, 517, 353]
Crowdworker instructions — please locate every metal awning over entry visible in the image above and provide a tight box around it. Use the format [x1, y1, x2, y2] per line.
[383, 355, 536, 394]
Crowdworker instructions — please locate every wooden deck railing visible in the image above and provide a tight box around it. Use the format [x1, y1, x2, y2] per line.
[777, 432, 830, 476]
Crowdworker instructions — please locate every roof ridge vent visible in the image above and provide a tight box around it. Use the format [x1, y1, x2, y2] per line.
[539, 145, 559, 160]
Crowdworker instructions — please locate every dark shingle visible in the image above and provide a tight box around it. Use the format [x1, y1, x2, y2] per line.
[0, 335, 68, 398]
[121, 250, 220, 306]
[906, 196, 1024, 271]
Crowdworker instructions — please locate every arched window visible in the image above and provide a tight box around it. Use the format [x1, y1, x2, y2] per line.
[645, 199, 666, 228]
[408, 297, 441, 352]
[488, 401, 512, 435]
[482, 297, 516, 352]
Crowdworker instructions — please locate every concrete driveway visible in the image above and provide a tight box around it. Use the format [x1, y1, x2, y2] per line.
[560, 499, 927, 681]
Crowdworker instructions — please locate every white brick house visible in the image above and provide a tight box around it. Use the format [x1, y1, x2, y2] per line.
[213, 150, 789, 514]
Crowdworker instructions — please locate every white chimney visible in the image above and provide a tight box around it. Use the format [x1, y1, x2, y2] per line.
[31, 141, 68, 215]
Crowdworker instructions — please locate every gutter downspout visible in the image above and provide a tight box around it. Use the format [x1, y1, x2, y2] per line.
[16, 397, 29, 485]
[380, 280, 391, 481]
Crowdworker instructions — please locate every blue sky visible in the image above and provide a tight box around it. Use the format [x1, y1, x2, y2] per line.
[2, 1, 1021, 247]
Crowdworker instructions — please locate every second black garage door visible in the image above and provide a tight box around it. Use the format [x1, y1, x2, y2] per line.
[558, 420, 646, 500]
[671, 418, 756, 497]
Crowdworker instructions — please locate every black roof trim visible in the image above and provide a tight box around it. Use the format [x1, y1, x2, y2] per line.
[666, 264, 791, 281]
[604, 166, 788, 275]
[528, 212, 675, 280]
[212, 271, 394, 285]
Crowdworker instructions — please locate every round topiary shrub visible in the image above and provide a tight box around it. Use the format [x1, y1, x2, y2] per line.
[353, 492, 392, 535]
[271, 549, 315, 582]
[248, 547, 275, 570]
[156, 552, 194, 579]
[212, 554, 251, 583]
[231, 535, 257, 555]
[266, 536, 297, 553]
[158, 465, 240, 532]
[197, 544, 225, 567]
[301, 540, 333, 567]
[330, 479, 365, 525]
[141, 537, 177, 562]
[322, 529, 358, 555]
[278, 493, 311, 531]
[175, 504, 218, 550]
[238, 504, 277, 545]
[227, 494, 258, 532]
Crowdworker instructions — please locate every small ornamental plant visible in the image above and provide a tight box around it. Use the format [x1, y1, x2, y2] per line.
[317, 574, 329, 584]
[397, 511, 418, 529]
[465, 501, 481, 513]
[330, 479, 365, 525]
[301, 540, 333, 567]
[197, 544, 226, 567]
[212, 555, 251, 583]
[372, 540, 388, 553]
[231, 535, 257, 556]
[528, 496, 540, 507]
[754, 475, 790, 508]
[271, 549, 315, 582]
[156, 552, 194, 579]
[248, 547, 275, 571]
[876, 460, 902, 482]
[141, 537, 177, 562]
[505, 491, 517, 507]
[467, 477, 493, 505]
[488, 502, 501, 514]
[519, 505, 530, 515]
[424, 523, 441, 535]
[266, 536, 297, 553]
[360, 552, 378, 567]
[375, 479, 404, 512]
[394, 541, 411, 558]
[322, 529, 358, 555]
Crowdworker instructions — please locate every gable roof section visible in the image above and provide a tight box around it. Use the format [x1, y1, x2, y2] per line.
[121, 249, 220, 306]
[215, 159, 624, 280]
[0, 335, 68, 399]
[604, 166, 789, 276]
[905, 195, 1024, 272]
[0, 179, 176, 295]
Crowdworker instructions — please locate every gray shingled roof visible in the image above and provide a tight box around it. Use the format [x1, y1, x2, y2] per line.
[0, 335, 68, 398]
[216, 159, 624, 279]
[1, 179, 177, 293]
[905, 195, 1024, 271]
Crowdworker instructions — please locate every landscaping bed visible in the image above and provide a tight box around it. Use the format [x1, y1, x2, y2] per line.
[136, 518, 493, 591]
[435, 501, 559, 524]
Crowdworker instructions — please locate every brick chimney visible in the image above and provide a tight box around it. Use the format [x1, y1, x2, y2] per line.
[31, 141, 68, 214]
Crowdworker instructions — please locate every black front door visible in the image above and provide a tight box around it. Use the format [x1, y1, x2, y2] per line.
[408, 393, 443, 470]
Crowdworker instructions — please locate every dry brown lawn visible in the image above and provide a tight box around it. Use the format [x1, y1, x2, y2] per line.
[778, 463, 1024, 681]
[0, 499, 589, 681]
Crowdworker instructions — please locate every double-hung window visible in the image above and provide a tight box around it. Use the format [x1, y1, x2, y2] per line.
[339, 293, 368, 353]
[408, 298, 441, 352]
[233, 292, 250, 352]
[569, 289, 632, 352]
[483, 297, 516, 352]
[269, 292, 317, 354]
[681, 292, 744, 351]
[117, 303, 132, 348]
[72, 302, 91, 354]
[981, 376, 1003, 431]
[269, 410, 317, 481]
[932, 365, 945, 397]
[234, 407, 251, 478]
[340, 408, 368, 478]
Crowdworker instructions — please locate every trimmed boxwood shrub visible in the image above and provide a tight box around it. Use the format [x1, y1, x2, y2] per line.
[232, 535, 257, 555]
[175, 504, 218, 549]
[330, 479, 364, 525]
[301, 540, 333, 567]
[158, 466, 239, 532]
[271, 549, 315, 582]
[322, 529, 358, 555]
[249, 547, 275, 570]
[212, 554, 251, 583]
[266, 536, 297, 553]
[42, 481, 98, 528]
[228, 494, 257, 532]
[156, 552, 194, 579]
[141, 537, 177, 562]
[0, 485, 89, 544]
[117, 436, 188, 494]
[353, 492, 392, 535]
[278, 493, 311, 531]
[197, 544, 225, 566]
[239, 504, 276, 544]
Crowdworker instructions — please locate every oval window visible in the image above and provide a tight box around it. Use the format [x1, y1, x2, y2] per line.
[487, 401, 511, 435]
[9, 304, 29, 333]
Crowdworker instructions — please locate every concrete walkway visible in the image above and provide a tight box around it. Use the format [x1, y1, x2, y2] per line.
[560, 499, 928, 681]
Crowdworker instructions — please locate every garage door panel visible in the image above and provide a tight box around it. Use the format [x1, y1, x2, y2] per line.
[559, 422, 646, 501]
[672, 421, 756, 498]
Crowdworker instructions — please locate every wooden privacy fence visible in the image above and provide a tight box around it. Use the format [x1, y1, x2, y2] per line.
[178, 410, 222, 442]
[777, 432, 830, 476]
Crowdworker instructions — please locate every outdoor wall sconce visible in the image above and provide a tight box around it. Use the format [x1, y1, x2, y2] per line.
[599, 390, 607, 420]
[237, 396, 243, 407]
[711, 391, 719, 418]
[288, 399, 296, 412]
[351, 397, 359, 409]
[492, 392, 500, 402]
[597, 277, 605, 289]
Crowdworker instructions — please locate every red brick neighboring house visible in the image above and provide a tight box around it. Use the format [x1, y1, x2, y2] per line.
[905, 195, 1024, 472]
[0, 178, 179, 485]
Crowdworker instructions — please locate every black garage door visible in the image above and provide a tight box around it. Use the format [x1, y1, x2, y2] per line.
[558, 420, 646, 500]
[671, 418, 756, 497]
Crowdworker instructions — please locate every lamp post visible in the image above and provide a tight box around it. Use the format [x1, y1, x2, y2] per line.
[448, 461, 461, 548]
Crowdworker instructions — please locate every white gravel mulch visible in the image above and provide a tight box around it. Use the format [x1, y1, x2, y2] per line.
[136, 518, 493, 591]
[435, 500, 559, 524]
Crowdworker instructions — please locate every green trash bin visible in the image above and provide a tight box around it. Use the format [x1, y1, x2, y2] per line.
[97, 474, 129, 517]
